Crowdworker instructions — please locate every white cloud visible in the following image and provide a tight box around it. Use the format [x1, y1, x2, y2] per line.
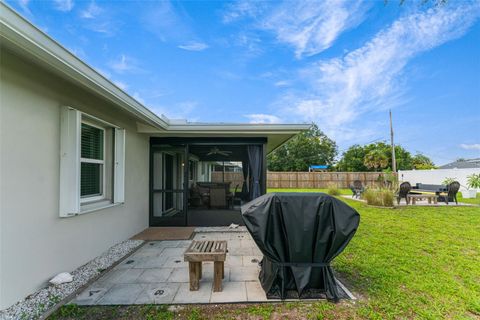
[245, 114, 282, 124]
[223, 0, 369, 59]
[222, 0, 264, 23]
[460, 144, 480, 150]
[178, 42, 209, 51]
[142, 1, 195, 44]
[274, 80, 290, 87]
[80, 1, 102, 19]
[109, 55, 144, 74]
[278, 4, 480, 141]
[262, 0, 369, 58]
[79, 1, 119, 35]
[53, 0, 74, 12]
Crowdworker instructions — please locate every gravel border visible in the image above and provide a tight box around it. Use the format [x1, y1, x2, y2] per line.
[0, 239, 143, 320]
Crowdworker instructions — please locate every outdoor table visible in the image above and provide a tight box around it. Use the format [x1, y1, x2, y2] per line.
[407, 193, 438, 204]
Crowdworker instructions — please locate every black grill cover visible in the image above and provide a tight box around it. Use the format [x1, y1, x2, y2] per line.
[241, 193, 360, 301]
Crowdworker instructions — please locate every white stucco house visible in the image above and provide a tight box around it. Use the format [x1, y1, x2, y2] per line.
[0, 3, 309, 309]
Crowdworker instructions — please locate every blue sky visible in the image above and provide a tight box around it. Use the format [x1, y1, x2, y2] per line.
[7, 0, 480, 165]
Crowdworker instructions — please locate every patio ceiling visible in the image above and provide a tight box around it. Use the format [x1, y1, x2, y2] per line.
[189, 145, 248, 162]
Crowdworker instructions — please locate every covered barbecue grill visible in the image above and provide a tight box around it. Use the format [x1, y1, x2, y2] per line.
[241, 193, 360, 301]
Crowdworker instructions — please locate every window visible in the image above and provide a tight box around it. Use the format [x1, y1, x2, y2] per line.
[59, 107, 125, 217]
[80, 123, 105, 201]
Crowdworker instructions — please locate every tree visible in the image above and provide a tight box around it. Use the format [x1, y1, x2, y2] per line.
[412, 154, 436, 169]
[335, 145, 368, 172]
[336, 142, 414, 172]
[364, 149, 389, 171]
[267, 123, 337, 171]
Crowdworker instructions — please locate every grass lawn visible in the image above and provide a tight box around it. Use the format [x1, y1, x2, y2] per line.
[49, 192, 480, 320]
[457, 192, 480, 205]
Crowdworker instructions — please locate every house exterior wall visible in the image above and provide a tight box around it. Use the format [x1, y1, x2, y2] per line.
[0, 50, 149, 309]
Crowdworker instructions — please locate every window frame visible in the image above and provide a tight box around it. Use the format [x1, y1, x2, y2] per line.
[59, 106, 126, 217]
[80, 120, 106, 203]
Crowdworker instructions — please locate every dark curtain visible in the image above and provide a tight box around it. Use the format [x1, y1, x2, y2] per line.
[241, 160, 249, 196]
[247, 145, 262, 200]
[241, 193, 360, 301]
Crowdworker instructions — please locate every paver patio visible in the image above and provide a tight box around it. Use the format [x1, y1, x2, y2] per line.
[72, 229, 352, 305]
[72, 231, 267, 305]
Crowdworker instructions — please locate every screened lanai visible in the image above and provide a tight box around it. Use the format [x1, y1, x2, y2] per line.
[149, 137, 266, 227]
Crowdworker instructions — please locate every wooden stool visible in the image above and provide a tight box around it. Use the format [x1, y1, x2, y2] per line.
[184, 240, 227, 292]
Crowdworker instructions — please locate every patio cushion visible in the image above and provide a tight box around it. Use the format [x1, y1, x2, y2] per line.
[241, 193, 360, 302]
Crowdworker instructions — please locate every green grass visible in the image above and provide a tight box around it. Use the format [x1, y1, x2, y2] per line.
[457, 192, 480, 205]
[333, 198, 480, 319]
[49, 191, 480, 320]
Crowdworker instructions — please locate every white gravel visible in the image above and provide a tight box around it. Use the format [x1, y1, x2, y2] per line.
[0, 239, 143, 320]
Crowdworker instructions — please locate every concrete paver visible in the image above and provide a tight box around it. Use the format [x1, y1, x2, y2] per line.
[71, 230, 343, 305]
[97, 283, 145, 305]
[137, 268, 174, 283]
[134, 283, 180, 304]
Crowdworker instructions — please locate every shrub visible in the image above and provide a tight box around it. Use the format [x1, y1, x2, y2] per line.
[362, 188, 394, 207]
[327, 184, 341, 196]
[442, 177, 456, 186]
[467, 173, 480, 189]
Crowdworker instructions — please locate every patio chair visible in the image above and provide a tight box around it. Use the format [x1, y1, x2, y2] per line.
[209, 187, 227, 208]
[189, 185, 203, 207]
[397, 182, 411, 205]
[444, 181, 460, 205]
[350, 180, 365, 199]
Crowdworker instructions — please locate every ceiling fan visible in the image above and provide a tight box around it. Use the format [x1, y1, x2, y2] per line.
[207, 147, 232, 156]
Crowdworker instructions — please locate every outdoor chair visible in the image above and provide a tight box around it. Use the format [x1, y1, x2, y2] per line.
[397, 182, 411, 205]
[350, 180, 365, 198]
[444, 181, 460, 205]
[209, 187, 227, 208]
[189, 185, 203, 207]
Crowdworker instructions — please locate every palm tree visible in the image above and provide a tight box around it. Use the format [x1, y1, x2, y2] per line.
[364, 150, 388, 171]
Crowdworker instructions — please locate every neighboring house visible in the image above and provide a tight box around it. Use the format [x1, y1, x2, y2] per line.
[438, 158, 480, 169]
[0, 4, 309, 309]
[213, 161, 243, 172]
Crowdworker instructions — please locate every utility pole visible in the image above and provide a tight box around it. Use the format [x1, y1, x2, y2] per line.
[390, 110, 397, 173]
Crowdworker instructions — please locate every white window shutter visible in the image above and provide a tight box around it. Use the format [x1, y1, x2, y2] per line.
[59, 106, 81, 217]
[114, 128, 126, 203]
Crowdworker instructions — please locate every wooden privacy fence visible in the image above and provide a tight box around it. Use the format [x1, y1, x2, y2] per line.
[267, 172, 387, 189]
[212, 171, 387, 189]
[211, 172, 244, 189]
